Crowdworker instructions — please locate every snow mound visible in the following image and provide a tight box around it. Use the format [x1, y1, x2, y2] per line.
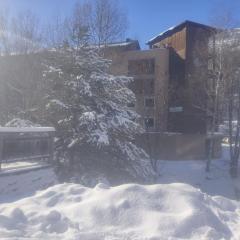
[0, 183, 239, 240]
[5, 118, 41, 127]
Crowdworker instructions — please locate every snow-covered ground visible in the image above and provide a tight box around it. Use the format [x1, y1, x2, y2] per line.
[156, 144, 240, 200]
[0, 168, 56, 203]
[157, 158, 236, 199]
[0, 145, 239, 239]
[0, 182, 239, 240]
[0, 160, 51, 176]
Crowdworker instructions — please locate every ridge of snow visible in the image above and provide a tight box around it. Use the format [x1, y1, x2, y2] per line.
[103, 41, 135, 47]
[0, 182, 239, 239]
[0, 127, 55, 133]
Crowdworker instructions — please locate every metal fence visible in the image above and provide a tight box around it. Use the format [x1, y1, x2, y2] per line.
[0, 127, 55, 170]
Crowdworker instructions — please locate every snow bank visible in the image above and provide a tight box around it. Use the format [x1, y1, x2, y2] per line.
[0, 182, 239, 240]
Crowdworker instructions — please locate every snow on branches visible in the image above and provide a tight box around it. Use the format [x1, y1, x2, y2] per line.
[42, 46, 154, 182]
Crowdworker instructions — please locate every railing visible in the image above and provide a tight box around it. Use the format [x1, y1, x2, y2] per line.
[0, 127, 55, 170]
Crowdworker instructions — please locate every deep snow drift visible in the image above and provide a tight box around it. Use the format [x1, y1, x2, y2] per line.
[0, 182, 239, 240]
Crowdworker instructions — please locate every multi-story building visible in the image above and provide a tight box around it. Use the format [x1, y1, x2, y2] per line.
[103, 20, 221, 159]
[105, 21, 216, 134]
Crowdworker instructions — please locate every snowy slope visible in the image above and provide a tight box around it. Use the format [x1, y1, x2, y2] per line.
[0, 182, 239, 240]
[157, 158, 236, 199]
[0, 168, 57, 203]
[157, 144, 239, 200]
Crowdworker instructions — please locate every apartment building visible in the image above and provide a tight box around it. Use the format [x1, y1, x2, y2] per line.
[104, 20, 216, 134]
[103, 20, 221, 159]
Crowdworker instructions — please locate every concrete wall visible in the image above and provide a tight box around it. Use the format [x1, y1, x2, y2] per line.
[137, 133, 222, 160]
[105, 48, 169, 132]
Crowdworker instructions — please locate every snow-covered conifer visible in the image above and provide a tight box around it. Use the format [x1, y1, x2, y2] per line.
[42, 46, 155, 183]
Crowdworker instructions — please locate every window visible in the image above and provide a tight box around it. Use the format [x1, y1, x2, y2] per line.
[208, 59, 213, 70]
[144, 97, 155, 107]
[129, 78, 143, 94]
[144, 118, 154, 129]
[144, 78, 154, 94]
[127, 102, 135, 108]
[128, 59, 155, 75]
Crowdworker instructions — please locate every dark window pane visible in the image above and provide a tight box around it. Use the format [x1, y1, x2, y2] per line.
[145, 98, 154, 107]
[127, 102, 135, 108]
[128, 59, 155, 75]
[145, 118, 154, 128]
[144, 78, 154, 94]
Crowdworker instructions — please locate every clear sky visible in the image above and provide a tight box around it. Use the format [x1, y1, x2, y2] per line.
[1, 0, 240, 48]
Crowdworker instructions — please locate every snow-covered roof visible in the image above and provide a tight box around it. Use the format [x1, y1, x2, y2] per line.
[0, 127, 55, 133]
[99, 39, 140, 49]
[105, 41, 136, 47]
[148, 25, 176, 43]
[147, 20, 216, 45]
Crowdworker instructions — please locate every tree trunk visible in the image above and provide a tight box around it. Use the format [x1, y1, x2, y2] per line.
[206, 138, 213, 172]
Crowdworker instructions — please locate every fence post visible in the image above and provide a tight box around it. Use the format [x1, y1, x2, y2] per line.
[49, 132, 54, 164]
[0, 135, 3, 171]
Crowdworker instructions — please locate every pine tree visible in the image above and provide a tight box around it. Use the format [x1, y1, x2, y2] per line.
[42, 46, 155, 184]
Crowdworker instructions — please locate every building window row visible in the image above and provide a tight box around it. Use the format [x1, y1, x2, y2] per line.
[127, 96, 155, 109]
[128, 59, 155, 75]
[144, 97, 155, 107]
[130, 78, 155, 95]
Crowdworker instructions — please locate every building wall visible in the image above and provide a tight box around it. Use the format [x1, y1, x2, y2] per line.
[151, 26, 187, 59]
[137, 133, 222, 160]
[105, 48, 169, 132]
[149, 23, 213, 134]
[185, 25, 214, 132]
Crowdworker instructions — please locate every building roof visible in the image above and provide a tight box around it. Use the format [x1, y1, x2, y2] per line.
[0, 127, 55, 133]
[147, 20, 216, 45]
[103, 39, 140, 50]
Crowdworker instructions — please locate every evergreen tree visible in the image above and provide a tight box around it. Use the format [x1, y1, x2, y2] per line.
[42, 46, 155, 184]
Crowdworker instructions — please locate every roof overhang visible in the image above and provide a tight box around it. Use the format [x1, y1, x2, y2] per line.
[147, 20, 217, 46]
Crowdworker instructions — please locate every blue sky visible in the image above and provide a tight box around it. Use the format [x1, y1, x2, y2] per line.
[1, 0, 240, 48]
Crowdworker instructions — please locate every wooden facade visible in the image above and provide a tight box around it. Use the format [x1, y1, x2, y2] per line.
[148, 21, 216, 134]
